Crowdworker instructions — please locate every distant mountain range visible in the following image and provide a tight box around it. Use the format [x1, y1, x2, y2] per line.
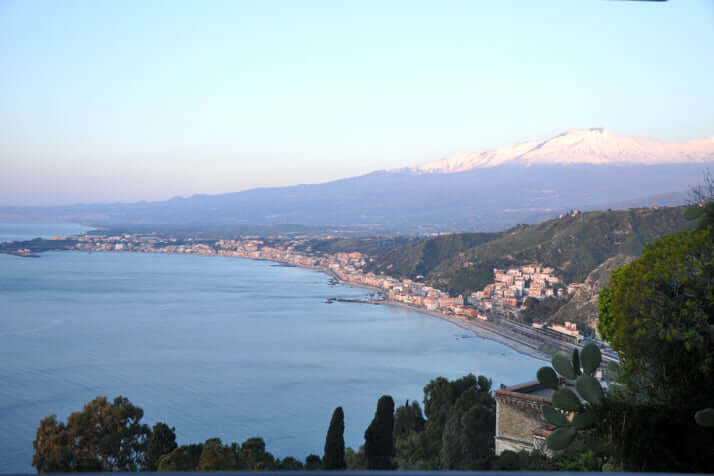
[407, 128, 714, 173]
[2, 129, 713, 233]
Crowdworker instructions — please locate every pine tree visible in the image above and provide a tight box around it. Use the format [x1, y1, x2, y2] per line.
[323, 407, 346, 469]
[365, 395, 395, 469]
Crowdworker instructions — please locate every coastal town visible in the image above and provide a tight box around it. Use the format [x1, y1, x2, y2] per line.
[29, 231, 594, 350]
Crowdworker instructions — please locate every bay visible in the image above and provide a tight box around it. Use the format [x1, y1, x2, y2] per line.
[0, 250, 541, 473]
[0, 222, 92, 244]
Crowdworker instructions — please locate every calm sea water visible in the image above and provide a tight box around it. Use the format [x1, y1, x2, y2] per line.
[0, 222, 92, 243]
[0, 249, 541, 473]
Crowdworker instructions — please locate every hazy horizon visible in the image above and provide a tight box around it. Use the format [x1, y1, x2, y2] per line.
[2, 1, 714, 206]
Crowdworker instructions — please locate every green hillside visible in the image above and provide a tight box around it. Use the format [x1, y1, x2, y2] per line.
[363, 232, 503, 278]
[292, 236, 419, 257]
[369, 207, 693, 296]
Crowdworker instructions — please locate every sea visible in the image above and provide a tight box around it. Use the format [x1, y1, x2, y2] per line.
[0, 224, 542, 473]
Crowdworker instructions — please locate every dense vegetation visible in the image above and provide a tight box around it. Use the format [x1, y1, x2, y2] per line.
[368, 206, 693, 296]
[363, 232, 502, 278]
[519, 297, 567, 325]
[292, 236, 419, 257]
[532, 189, 714, 472]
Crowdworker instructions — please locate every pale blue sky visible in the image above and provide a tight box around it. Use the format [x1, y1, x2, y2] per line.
[1, 0, 713, 205]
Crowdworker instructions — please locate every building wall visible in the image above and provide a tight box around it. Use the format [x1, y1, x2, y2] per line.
[494, 383, 551, 455]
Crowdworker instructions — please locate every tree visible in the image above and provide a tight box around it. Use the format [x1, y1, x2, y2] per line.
[395, 374, 494, 470]
[439, 390, 496, 469]
[597, 227, 714, 409]
[364, 395, 395, 469]
[145, 422, 177, 471]
[304, 454, 322, 470]
[345, 446, 367, 470]
[32, 396, 151, 472]
[32, 416, 78, 473]
[278, 456, 304, 470]
[393, 400, 425, 441]
[238, 437, 276, 470]
[323, 407, 346, 469]
[686, 168, 714, 229]
[197, 438, 238, 470]
[157, 444, 204, 471]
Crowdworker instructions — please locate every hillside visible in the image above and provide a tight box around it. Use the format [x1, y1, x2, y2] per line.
[363, 232, 503, 278]
[548, 254, 635, 331]
[369, 206, 693, 296]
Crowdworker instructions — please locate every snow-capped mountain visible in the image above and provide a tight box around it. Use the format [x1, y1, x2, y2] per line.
[410, 128, 714, 173]
[5, 128, 714, 232]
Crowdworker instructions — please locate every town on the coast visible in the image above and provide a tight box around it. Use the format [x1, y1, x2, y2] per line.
[28, 231, 596, 351]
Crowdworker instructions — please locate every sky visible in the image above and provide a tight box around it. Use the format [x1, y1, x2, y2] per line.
[1, 0, 713, 205]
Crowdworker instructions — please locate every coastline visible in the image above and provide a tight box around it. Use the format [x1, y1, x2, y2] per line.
[233, 254, 553, 362]
[11, 248, 554, 362]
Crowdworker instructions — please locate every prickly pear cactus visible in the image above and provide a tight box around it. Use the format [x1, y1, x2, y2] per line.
[536, 343, 606, 450]
[695, 408, 714, 427]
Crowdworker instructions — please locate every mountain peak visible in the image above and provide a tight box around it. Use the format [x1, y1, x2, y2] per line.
[408, 129, 714, 174]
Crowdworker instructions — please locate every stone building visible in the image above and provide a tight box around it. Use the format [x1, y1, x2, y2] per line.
[494, 381, 555, 455]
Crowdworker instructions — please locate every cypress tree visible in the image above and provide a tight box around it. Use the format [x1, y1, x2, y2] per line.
[323, 407, 346, 469]
[364, 395, 395, 470]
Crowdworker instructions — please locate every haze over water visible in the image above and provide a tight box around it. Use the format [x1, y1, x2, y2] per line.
[0, 248, 541, 473]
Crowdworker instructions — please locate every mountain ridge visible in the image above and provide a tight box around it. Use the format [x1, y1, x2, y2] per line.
[404, 128, 714, 174]
[2, 130, 712, 231]
[365, 206, 694, 295]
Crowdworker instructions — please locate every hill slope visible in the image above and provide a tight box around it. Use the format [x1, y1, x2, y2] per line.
[362, 232, 503, 278]
[369, 206, 693, 296]
[548, 254, 635, 330]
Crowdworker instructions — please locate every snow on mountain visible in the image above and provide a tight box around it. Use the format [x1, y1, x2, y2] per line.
[409, 128, 714, 173]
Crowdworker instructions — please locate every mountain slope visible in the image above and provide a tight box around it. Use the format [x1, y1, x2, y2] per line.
[2, 163, 707, 232]
[369, 206, 693, 295]
[548, 254, 635, 330]
[2, 129, 712, 232]
[411, 128, 714, 173]
[362, 232, 503, 278]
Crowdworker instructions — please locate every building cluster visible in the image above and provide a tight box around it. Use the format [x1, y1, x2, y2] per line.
[468, 265, 566, 312]
[69, 232, 584, 341]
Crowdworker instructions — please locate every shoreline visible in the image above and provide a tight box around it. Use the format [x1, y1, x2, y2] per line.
[222, 254, 553, 362]
[12, 248, 555, 362]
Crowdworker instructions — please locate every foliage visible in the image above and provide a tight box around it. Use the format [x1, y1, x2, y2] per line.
[32, 396, 150, 473]
[157, 443, 204, 471]
[196, 438, 238, 470]
[304, 454, 322, 470]
[686, 168, 714, 230]
[294, 236, 418, 258]
[345, 446, 367, 470]
[364, 232, 502, 279]
[536, 344, 605, 450]
[238, 437, 277, 470]
[520, 296, 567, 324]
[597, 227, 714, 408]
[395, 374, 495, 470]
[393, 400, 425, 441]
[364, 395, 395, 469]
[277, 456, 304, 470]
[695, 408, 714, 427]
[323, 407, 346, 469]
[370, 207, 692, 296]
[591, 399, 714, 472]
[144, 422, 177, 471]
[439, 393, 495, 469]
